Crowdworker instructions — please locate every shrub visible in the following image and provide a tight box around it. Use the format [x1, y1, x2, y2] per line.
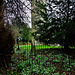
[0, 25, 15, 68]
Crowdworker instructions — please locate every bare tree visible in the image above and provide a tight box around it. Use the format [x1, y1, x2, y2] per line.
[4, 0, 31, 26]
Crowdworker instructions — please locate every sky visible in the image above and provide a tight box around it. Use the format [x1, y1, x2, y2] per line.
[4, 0, 32, 28]
[4, 0, 74, 28]
[22, 0, 32, 28]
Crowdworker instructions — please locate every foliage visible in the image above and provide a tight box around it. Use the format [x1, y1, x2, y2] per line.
[33, 1, 50, 44]
[11, 20, 31, 44]
[1, 47, 74, 75]
[21, 25, 31, 43]
[33, 0, 75, 49]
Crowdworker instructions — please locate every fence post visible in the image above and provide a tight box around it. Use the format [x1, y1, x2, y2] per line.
[17, 36, 20, 50]
[31, 39, 36, 55]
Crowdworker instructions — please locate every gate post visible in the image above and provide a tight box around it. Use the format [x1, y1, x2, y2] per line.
[31, 39, 36, 55]
[17, 36, 20, 50]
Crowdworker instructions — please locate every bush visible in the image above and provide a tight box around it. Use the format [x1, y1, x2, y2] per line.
[0, 25, 15, 68]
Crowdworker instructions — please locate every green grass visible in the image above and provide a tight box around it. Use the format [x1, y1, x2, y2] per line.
[15, 45, 75, 51]
[15, 45, 63, 50]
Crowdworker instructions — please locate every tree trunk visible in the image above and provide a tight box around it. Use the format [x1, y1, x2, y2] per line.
[31, 39, 36, 54]
[17, 36, 20, 50]
[0, 0, 3, 26]
[64, 37, 70, 54]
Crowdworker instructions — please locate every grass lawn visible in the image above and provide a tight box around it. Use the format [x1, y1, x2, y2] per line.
[15, 45, 63, 50]
[14, 45, 63, 54]
[0, 45, 75, 75]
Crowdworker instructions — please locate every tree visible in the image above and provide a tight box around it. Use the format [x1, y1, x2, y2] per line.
[21, 25, 31, 44]
[11, 19, 31, 49]
[33, 1, 56, 44]
[0, 0, 3, 26]
[4, 0, 31, 26]
[33, 0, 75, 52]
[0, 0, 15, 67]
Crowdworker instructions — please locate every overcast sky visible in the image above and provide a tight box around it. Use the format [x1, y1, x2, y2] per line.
[22, 0, 75, 28]
[22, 0, 31, 28]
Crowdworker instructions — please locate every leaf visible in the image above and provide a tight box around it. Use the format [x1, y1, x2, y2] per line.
[53, 59, 60, 63]
[71, 63, 75, 66]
